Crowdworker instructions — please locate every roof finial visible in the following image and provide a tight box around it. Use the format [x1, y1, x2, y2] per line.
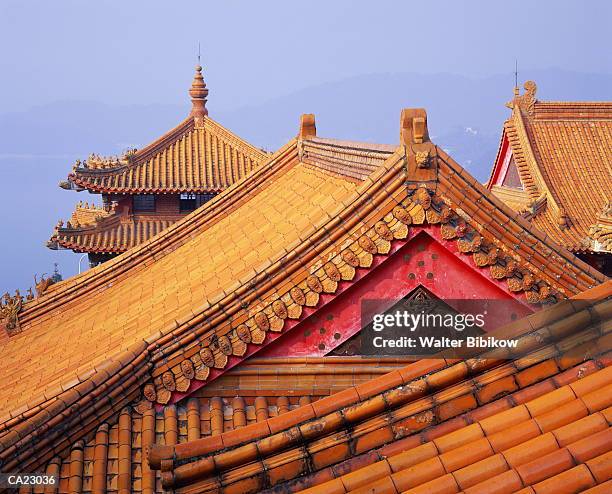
[514, 59, 519, 96]
[189, 53, 208, 118]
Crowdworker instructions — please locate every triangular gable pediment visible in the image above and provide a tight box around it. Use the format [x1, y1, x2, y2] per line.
[260, 229, 533, 360]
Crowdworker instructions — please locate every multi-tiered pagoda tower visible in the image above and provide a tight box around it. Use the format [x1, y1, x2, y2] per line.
[48, 65, 269, 266]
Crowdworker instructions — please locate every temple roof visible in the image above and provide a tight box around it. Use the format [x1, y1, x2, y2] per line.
[63, 66, 269, 194]
[147, 281, 612, 493]
[0, 108, 607, 474]
[488, 81, 612, 253]
[47, 201, 184, 253]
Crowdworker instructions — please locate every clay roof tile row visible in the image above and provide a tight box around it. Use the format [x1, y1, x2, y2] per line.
[50, 214, 182, 254]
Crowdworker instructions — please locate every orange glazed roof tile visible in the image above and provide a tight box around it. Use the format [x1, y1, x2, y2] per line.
[0, 108, 607, 476]
[489, 81, 612, 253]
[146, 281, 612, 493]
[50, 65, 270, 254]
[64, 66, 269, 194]
[48, 216, 181, 254]
[29, 357, 404, 494]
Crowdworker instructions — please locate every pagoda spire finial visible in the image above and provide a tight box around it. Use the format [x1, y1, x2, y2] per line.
[513, 59, 519, 96]
[189, 59, 208, 118]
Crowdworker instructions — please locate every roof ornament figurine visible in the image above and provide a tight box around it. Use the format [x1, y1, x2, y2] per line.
[558, 207, 571, 230]
[401, 108, 439, 185]
[489, 83, 611, 270]
[0, 290, 23, 334]
[122, 146, 137, 163]
[588, 203, 612, 252]
[415, 150, 431, 168]
[299, 113, 316, 140]
[506, 80, 538, 114]
[51, 62, 267, 259]
[34, 273, 56, 297]
[1, 106, 610, 488]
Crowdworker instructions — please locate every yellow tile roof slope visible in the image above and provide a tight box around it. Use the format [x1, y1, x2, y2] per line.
[69, 115, 269, 193]
[146, 281, 612, 494]
[490, 81, 612, 253]
[0, 141, 359, 416]
[47, 136, 396, 254]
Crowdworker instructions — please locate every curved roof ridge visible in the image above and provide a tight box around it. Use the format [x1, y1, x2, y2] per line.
[17, 109, 607, 334]
[131, 116, 195, 164]
[510, 108, 552, 200]
[517, 106, 611, 251]
[501, 108, 568, 224]
[534, 100, 612, 108]
[489, 85, 612, 253]
[532, 101, 612, 120]
[0, 140, 403, 429]
[301, 137, 397, 181]
[435, 144, 606, 288]
[49, 215, 182, 255]
[2, 110, 609, 475]
[68, 116, 270, 193]
[70, 117, 194, 178]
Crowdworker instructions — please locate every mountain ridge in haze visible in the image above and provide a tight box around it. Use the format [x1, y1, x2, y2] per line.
[1, 68, 611, 178]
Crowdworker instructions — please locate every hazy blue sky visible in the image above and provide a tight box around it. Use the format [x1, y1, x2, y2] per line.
[2, 0, 611, 113]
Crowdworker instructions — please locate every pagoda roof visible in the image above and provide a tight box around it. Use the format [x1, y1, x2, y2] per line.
[63, 66, 269, 194]
[488, 81, 612, 253]
[67, 116, 269, 194]
[47, 201, 184, 254]
[0, 108, 607, 474]
[145, 281, 612, 493]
